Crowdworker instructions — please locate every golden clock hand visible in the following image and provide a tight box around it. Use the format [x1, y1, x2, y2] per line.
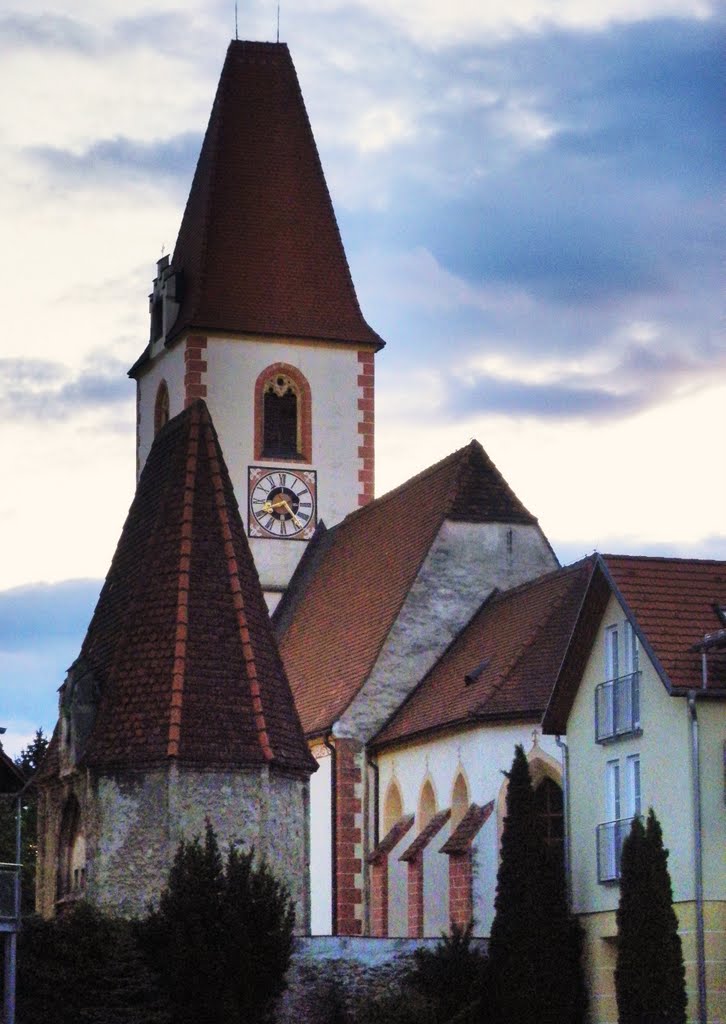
[281, 500, 302, 527]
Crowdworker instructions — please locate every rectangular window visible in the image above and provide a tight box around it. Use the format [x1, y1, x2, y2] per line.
[597, 755, 641, 882]
[595, 620, 641, 741]
[605, 625, 619, 681]
[626, 755, 641, 818]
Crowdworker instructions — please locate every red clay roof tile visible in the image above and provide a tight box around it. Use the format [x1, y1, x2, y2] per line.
[544, 554, 726, 734]
[399, 809, 451, 862]
[440, 801, 494, 854]
[42, 401, 315, 777]
[136, 41, 383, 361]
[367, 814, 415, 863]
[371, 559, 593, 748]
[278, 441, 541, 738]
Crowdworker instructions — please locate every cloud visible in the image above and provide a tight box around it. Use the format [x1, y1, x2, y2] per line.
[27, 132, 202, 188]
[0, 579, 101, 650]
[0, 358, 133, 421]
[0, 13, 99, 55]
[0, 579, 102, 741]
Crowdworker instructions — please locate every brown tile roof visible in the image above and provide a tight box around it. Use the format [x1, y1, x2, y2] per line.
[132, 41, 382, 369]
[0, 744, 24, 793]
[440, 801, 494, 854]
[371, 559, 593, 748]
[367, 814, 415, 864]
[400, 809, 451, 862]
[543, 554, 726, 734]
[277, 441, 541, 738]
[41, 401, 315, 776]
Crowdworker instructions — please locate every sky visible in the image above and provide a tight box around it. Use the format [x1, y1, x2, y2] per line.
[1, 0, 724, 757]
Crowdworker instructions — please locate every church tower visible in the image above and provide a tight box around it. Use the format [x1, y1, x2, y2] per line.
[129, 42, 384, 610]
[35, 401, 317, 928]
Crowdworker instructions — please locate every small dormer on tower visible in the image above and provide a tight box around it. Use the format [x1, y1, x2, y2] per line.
[148, 255, 183, 353]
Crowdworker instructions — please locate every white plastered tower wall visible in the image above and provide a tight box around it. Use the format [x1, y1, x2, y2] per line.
[565, 591, 726, 1024]
[136, 331, 371, 602]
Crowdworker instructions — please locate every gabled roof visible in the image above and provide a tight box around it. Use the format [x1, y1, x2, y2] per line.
[133, 40, 382, 366]
[39, 401, 315, 778]
[371, 559, 593, 749]
[276, 440, 541, 738]
[0, 744, 24, 794]
[543, 554, 726, 734]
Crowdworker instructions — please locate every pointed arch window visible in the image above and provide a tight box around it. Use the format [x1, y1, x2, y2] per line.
[154, 380, 170, 435]
[255, 364, 312, 463]
[451, 772, 470, 829]
[418, 779, 437, 830]
[383, 780, 404, 835]
[534, 776, 564, 857]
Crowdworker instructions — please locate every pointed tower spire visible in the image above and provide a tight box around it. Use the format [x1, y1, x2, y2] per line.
[165, 41, 383, 348]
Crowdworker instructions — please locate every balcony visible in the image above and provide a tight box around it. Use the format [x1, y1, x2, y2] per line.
[0, 862, 21, 932]
[596, 817, 638, 882]
[595, 671, 641, 742]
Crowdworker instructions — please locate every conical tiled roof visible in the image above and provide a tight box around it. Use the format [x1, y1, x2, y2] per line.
[163, 40, 383, 349]
[276, 440, 544, 737]
[43, 401, 315, 776]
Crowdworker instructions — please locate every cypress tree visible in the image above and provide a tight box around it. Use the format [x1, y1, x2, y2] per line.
[140, 821, 295, 1024]
[487, 745, 586, 1024]
[615, 809, 687, 1024]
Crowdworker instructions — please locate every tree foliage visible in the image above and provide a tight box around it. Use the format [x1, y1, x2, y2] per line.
[15, 901, 169, 1024]
[0, 727, 48, 914]
[487, 745, 587, 1024]
[139, 821, 295, 1024]
[615, 809, 687, 1024]
[409, 922, 487, 1024]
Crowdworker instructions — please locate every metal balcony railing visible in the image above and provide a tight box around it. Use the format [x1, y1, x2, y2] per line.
[0, 862, 21, 929]
[596, 816, 639, 882]
[595, 671, 641, 741]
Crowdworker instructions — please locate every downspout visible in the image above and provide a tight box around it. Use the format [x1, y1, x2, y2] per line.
[323, 733, 337, 936]
[687, 689, 707, 1024]
[368, 752, 380, 850]
[555, 735, 572, 911]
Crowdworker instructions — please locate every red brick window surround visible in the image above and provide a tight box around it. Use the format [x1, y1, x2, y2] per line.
[357, 350, 374, 506]
[154, 379, 170, 435]
[254, 363, 312, 463]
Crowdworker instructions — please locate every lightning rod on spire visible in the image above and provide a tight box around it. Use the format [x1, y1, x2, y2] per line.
[277, 4, 280, 42]
[235, 2, 238, 40]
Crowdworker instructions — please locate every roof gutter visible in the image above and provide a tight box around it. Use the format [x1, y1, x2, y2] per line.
[687, 689, 707, 1024]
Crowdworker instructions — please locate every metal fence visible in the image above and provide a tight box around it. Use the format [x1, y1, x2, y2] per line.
[0, 862, 21, 928]
[596, 816, 637, 882]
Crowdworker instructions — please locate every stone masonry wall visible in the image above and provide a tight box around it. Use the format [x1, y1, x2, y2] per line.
[277, 936, 488, 1024]
[38, 764, 310, 932]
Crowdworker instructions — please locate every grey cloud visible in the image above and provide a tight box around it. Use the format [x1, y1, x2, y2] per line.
[26, 133, 202, 189]
[0, 13, 98, 54]
[0, 358, 133, 421]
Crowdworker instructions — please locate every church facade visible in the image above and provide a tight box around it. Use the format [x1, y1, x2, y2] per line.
[33, 39, 724, 1023]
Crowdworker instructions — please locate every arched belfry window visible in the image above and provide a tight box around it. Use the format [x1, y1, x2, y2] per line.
[264, 375, 299, 457]
[255, 364, 312, 463]
[154, 380, 170, 436]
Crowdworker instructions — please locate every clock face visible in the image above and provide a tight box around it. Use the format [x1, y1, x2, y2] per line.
[248, 467, 317, 540]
